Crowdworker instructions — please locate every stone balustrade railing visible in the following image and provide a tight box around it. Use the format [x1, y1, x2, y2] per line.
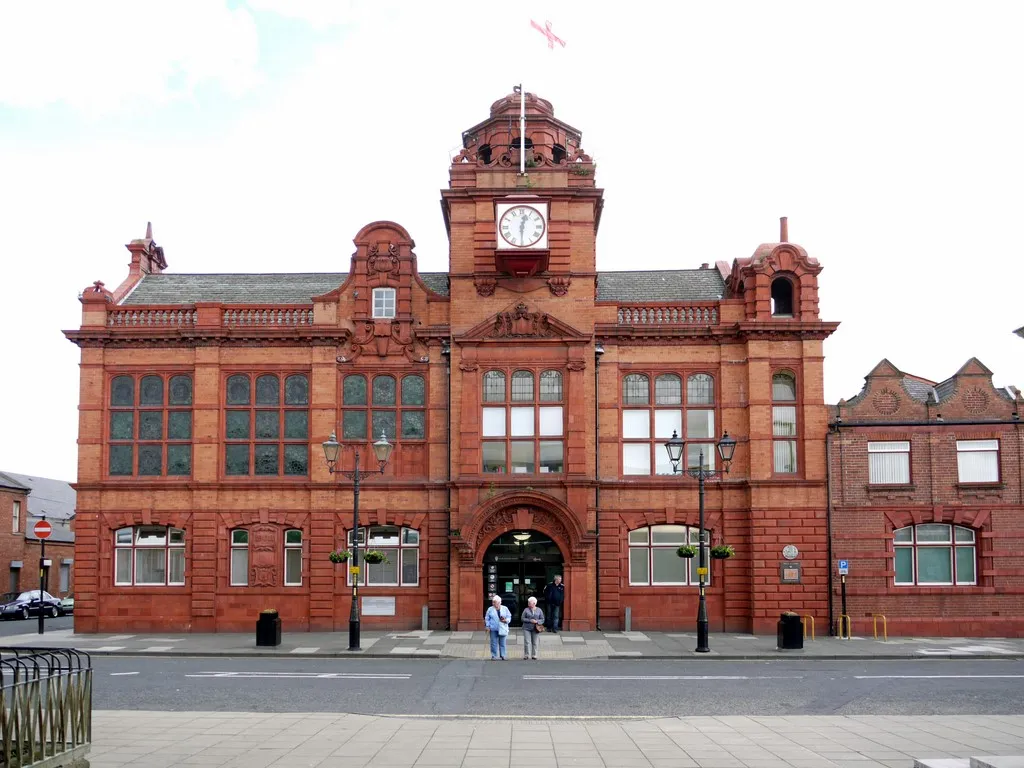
[108, 308, 198, 327]
[617, 304, 719, 326]
[106, 306, 315, 329]
[222, 307, 314, 326]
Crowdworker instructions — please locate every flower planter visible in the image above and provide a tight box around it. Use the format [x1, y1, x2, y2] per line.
[676, 545, 697, 559]
[710, 545, 734, 560]
[329, 550, 350, 564]
[362, 551, 389, 565]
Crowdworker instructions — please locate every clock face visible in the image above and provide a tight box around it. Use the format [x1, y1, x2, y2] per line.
[498, 205, 546, 248]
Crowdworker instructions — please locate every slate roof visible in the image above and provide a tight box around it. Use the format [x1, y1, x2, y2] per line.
[0, 472, 75, 543]
[122, 272, 451, 304]
[596, 270, 725, 302]
[119, 269, 724, 305]
[901, 377, 937, 402]
[0, 472, 30, 492]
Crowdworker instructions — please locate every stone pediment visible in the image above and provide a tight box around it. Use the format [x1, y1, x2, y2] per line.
[457, 302, 590, 342]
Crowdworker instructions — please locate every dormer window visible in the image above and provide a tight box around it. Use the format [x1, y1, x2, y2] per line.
[372, 288, 396, 319]
[771, 277, 794, 317]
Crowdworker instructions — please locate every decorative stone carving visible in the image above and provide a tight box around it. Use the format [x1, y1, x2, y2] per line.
[547, 276, 571, 296]
[251, 524, 277, 551]
[566, 360, 586, 372]
[872, 388, 901, 415]
[459, 361, 479, 372]
[367, 243, 399, 274]
[336, 320, 428, 363]
[251, 564, 277, 587]
[474, 277, 497, 297]
[963, 387, 990, 414]
[249, 524, 279, 587]
[493, 303, 554, 338]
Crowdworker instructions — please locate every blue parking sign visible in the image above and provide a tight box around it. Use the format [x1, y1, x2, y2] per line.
[837, 560, 849, 575]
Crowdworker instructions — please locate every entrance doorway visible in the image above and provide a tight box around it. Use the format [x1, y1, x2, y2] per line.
[483, 531, 563, 627]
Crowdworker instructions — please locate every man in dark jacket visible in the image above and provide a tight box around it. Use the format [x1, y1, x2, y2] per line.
[543, 575, 565, 632]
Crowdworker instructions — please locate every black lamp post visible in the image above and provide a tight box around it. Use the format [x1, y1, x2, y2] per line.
[322, 430, 393, 651]
[665, 429, 737, 653]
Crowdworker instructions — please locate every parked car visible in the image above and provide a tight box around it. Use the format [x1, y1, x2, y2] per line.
[0, 590, 65, 620]
[60, 594, 74, 614]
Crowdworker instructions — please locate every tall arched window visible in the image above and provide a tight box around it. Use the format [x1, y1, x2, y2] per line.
[771, 277, 794, 316]
[623, 373, 716, 475]
[894, 524, 976, 586]
[341, 374, 426, 442]
[483, 371, 506, 402]
[772, 372, 798, 474]
[224, 373, 309, 476]
[482, 369, 564, 474]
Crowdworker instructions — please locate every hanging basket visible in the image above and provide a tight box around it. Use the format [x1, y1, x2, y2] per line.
[328, 550, 351, 564]
[676, 545, 697, 559]
[362, 550, 390, 565]
[710, 545, 735, 560]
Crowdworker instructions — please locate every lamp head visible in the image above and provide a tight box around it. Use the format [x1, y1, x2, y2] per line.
[664, 430, 684, 473]
[372, 431, 393, 471]
[321, 431, 341, 472]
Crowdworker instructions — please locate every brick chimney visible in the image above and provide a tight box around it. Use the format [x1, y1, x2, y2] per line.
[125, 221, 167, 278]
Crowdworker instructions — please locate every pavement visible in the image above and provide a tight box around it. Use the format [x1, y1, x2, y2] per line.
[86, 711, 1024, 768]
[4, 626, 1024, 659]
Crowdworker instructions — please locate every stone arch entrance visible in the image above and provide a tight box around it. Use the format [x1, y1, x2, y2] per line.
[483, 530, 564, 627]
[452, 490, 595, 631]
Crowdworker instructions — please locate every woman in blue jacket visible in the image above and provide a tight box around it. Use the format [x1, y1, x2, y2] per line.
[484, 594, 512, 660]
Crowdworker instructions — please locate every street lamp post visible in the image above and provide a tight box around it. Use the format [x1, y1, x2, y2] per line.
[664, 429, 737, 653]
[322, 430, 393, 652]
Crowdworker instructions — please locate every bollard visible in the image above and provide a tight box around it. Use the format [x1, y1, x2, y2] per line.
[624, 606, 632, 632]
[422, 604, 429, 631]
[802, 615, 815, 641]
[872, 614, 887, 642]
[838, 614, 852, 640]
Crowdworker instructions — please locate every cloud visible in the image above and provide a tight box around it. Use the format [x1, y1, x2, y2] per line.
[0, 1, 261, 115]
[245, 0, 360, 28]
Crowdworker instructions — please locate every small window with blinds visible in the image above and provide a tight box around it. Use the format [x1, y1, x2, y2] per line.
[868, 441, 910, 485]
[956, 440, 999, 483]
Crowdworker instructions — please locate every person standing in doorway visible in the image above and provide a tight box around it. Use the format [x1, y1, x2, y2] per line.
[484, 594, 511, 660]
[544, 574, 564, 633]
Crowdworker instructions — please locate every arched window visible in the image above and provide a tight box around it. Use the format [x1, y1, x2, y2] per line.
[483, 371, 506, 402]
[627, 525, 705, 586]
[341, 374, 425, 442]
[511, 371, 534, 402]
[655, 374, 681, 405]
[346, 526, 420, 586]
[771, 277, 794, 316]
[540, 370, 563, 402]
[772, 371, 798, 474]
[224, 373, 309, 476]
[230, 529, 249, 586]
[108, 374, 193, 478]
[482, 368, 564, 474]
[894, 524, 976, 586]
[284, 530, 302, 586]
[622, 374, 649, 405]
[114, 526, 185, 586]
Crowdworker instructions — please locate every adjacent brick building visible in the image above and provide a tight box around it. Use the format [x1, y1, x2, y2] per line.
[0, 471, 76, 597]
[829, 359, 1024, 637]
[66, 91, 842, 634]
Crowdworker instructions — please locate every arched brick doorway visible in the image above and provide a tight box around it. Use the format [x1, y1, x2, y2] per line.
[483, 530, 564, 626]
[451, 491, 596, 631]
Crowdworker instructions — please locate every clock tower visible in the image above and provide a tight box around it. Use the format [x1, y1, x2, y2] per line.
[442, 91, 603, 314]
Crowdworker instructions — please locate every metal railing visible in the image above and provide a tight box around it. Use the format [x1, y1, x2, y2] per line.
[0, 648, 91, 767]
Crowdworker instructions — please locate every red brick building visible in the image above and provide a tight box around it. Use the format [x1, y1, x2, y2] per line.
[66, 92, 840, 634]
[0, 472, 76, 598]
[829, 359, 1023, 637]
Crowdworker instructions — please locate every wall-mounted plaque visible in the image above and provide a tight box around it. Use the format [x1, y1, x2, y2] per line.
[779, 563, 802, 584]
[362, 597, 396, 616]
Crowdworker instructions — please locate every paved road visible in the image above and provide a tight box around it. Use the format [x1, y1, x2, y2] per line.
[89, 656, 1024, 717]
[0, 614, 72, 636]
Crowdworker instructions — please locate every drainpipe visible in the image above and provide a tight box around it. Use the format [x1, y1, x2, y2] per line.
[594, 341, 605, 630]
[825, 420, 838, 636]
[441, 339, 452, 630]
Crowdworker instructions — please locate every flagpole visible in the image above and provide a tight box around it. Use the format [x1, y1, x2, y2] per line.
[519, 83, 526, 175]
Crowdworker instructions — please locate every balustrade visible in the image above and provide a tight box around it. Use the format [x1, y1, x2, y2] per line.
[616, 305, 719, 326]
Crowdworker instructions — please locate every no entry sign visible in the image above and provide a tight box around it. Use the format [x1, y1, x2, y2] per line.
[33, 520, 52, 539]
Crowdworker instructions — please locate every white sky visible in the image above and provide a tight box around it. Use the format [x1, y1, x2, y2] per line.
[1, 0, 1021, 481]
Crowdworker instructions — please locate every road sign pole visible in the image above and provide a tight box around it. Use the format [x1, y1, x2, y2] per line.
[840, 574, 847, 628]
[38, 518, 45, 636]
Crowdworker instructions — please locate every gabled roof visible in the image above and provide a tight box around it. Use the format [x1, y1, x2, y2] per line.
[0, 472, 30, 492]
[0, 472, 75, 543]
[119, 269, 726, 305]
[595, 269, 725, 302]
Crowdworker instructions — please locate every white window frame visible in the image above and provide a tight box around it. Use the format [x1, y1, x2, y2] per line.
[230, 529, 249, 586]
[11, 500, 19, 534]
[284, 529, 303, 586]
[956, 439, 999, 483]
[627, 525, 708, 586]
[894, 524, 976, 586]
[59, 561, 70, 593]
[115, 525, 185, 586]
[372, 287, 396, 319]
[346, 526, 419, 587]
[868, 441, 911, 485]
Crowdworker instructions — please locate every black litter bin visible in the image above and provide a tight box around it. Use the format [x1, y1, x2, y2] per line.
[777, 612, 803, 650]
[256, 610, 282, 647]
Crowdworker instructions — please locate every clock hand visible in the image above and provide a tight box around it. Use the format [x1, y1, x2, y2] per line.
[519, 217, 526, 243]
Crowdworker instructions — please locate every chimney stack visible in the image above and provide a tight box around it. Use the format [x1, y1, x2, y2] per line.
[780, 216, 789, 243]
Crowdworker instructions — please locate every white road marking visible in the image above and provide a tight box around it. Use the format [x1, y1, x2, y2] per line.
[141, 646, 173, 652]
[854, 675, 1024, 679]
[81, 646, 126, 652]
[523, 675, 804, 681]
[109, 671, 139, 676]
[186, 672, 411, 680]
[289, 647, 320, 654]
[103, 635, 135, 641]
